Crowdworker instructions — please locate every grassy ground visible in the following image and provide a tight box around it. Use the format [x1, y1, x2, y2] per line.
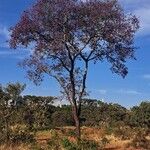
[0, 126, 149, 150]
[35, 127, 131, 150]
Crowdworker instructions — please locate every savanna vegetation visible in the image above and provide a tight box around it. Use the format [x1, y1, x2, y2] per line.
[0, 82, 150, 150]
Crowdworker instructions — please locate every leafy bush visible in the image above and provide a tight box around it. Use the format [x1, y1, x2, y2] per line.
[61, 138, 99, 150]
[0, 131, 7, 144]
[105, 126, 114, 135]
[0, 125, 35, 144]
[79, 139, 99, 150]
[47, 139, 61, 150]
[47, 129, 61, 150]
[67, 130, 76, 137]
[61, 138, 77, 150]
[129, 102, 150, 128]
[10, 127, 35, 144]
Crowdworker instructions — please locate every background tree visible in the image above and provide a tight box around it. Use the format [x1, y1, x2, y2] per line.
[23, 95, 54, 130]
[0, 85, 9, 143]
[129, 101, 150, 129]
[0, 83, 25, 143]
[51, 105, 74, 127]
[80, 99, 128, 127]
[10, 0, 139, 139]
[4, 82, 26, 107]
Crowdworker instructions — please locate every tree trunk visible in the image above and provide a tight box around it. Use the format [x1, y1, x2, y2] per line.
[72, 106, 81, 140]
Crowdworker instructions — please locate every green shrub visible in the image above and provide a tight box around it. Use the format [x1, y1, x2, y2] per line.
[105, 126, 113, 135]
[0, 129, 7, 144]
[47, 139, 61, 150]
[50, 129, 58, 138]
[61, 138, 77, 150]
[67, 130, 76, 137]
[10, 129, 35, 144]
[0, 125, 35, 144]
[47, 129, 61, 150]
[61, 138, 99, 150]
[79, 139, 98, 150]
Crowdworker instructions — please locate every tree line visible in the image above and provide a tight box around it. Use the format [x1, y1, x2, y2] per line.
[0, 83, 149, 144]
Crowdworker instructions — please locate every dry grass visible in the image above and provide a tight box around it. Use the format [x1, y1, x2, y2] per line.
[1, 126, 148, 150]
[0, 144, 29, 150]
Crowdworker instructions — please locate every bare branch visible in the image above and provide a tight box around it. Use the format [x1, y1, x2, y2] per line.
[49, 54, 70, 72]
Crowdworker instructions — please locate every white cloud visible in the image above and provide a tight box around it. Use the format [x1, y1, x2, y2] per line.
[143, 74, 150, 80]
[0, 51, 13, 55]
[0, 42, 9, 48]
[0, 25, 10, 49]
[0, 25, 10, 39]
[117, 89, 141, 95]
[98, 89, 107, 95]
[119, 0, 150, 10]
[119, 0, 148, 5]
[0, 48, 30, 60]
[95, 88, 141, 95]
[0, 24, 32, 59]
[134, 7, 150, 36]
[119, 0, 150, 37]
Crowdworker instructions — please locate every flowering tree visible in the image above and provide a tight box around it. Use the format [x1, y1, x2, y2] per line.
[10, 0, 139, 139]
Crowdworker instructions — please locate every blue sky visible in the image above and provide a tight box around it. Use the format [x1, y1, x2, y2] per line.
[0, 0, 150, 107]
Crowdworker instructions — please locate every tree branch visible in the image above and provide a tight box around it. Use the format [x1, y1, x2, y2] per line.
[77, 60, 88, 116]
[34, 30, 54, 42]
[49, 54, 70, 72]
